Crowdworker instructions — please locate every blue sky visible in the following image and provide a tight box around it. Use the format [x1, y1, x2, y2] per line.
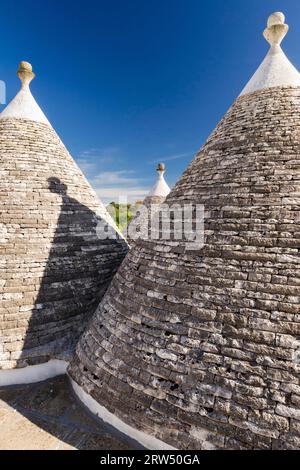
[1, 0, 300, 203]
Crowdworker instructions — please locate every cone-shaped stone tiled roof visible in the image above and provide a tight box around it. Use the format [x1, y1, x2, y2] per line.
[124, 163, 171, 244]
[69, 13, 300, 449]
[0, 62, 128, 370]
[146, 163, 171, 202]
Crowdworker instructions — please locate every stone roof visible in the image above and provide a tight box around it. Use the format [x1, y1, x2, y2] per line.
[0, 62, 50, 125]
[147, 163, 170, 200]
[0, 62, 128, 370]
[241, 12, 300, 95]
[69, 12, 300, 450]
[124, 163, 171, 244]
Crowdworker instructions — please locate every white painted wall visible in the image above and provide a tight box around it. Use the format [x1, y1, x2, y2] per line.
[0, 360, 67, 387]
[70, 378, 176, 450]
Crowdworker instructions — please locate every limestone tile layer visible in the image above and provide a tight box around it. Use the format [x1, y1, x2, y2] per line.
[0, 118, 128, 370]
[69, 86, 300, 450]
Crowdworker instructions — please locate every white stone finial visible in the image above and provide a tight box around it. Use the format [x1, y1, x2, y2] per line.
[17, 61, 35, 88]
[0, 60, 50, 124]
[157, 162, 165, 175]
[267, 12, 285, 27]
[240, 11, 300, 96]
[263, 12, 289, 46]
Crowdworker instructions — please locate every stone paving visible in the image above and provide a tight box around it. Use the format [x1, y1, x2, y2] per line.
[0, 375, 135, 450]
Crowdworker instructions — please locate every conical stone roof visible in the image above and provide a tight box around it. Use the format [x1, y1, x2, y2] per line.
[69, 13, 300, 450]
[0, 62, 128, 371]
[146, 162, 171, 204]
[124, 163, 171, 244]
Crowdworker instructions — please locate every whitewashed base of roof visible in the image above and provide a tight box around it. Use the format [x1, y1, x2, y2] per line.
[70, 378, 176, 450]
[0, 359, 68, 387]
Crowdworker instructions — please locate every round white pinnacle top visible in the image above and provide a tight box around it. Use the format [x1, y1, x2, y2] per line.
[0, 61, 51, 125]
[148, 163, 171, 198]
[267, 12, 285, 28]
[240, 12, 300, 95]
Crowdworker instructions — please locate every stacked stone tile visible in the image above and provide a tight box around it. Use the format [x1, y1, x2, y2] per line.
[69, 13, 300, 450]
[0, 62, 128, 370]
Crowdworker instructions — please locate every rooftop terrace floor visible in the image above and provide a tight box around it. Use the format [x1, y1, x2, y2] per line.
[0, 375, 135, 450]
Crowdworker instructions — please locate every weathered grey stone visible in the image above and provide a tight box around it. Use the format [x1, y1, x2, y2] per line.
[276, 404, 300, 421]
[0, 88, 128, 369]
[68, 84, 300, 450]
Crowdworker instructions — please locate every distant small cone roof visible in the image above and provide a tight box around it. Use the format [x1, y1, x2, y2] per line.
[0, 62, 127, 371]
[147, 163, 171, 199]
[70, 13, 300, 450]
[124, 163, 171, 244]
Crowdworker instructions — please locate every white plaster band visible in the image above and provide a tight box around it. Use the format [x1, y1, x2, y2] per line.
[0, 359, 68, 387]
[70, 378, 176, 450]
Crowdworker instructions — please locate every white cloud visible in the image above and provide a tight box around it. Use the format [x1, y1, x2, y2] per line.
[149, 151, 192, 164]
[80, 146, 119, 158]
[77, 159, 97, 173]
[76, 147, 120, 176]
[92, 170, 149, 204]
[92, 170, 139, 186]
[76, 148, 152, 204]
[95, 187, 148, 205]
